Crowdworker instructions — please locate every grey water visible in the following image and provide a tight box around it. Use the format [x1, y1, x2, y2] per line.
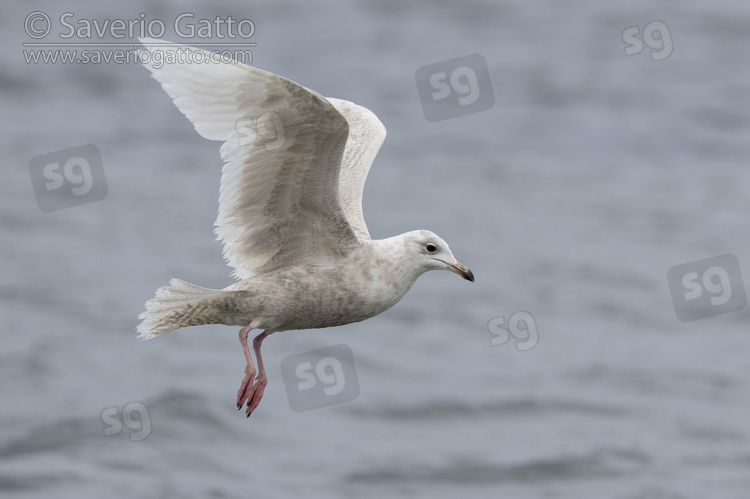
[2, 1, 750, 497]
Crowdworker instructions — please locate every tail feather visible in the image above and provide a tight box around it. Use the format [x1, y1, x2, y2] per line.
[137, 279, 249, 339]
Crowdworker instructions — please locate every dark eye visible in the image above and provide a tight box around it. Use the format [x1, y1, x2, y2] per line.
[425, 243, 437, 253]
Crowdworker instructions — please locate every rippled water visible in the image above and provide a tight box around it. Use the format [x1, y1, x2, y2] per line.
[2, 1, 750, 498]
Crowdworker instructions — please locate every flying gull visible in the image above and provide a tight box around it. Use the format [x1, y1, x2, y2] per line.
[136, 38, 474, 416]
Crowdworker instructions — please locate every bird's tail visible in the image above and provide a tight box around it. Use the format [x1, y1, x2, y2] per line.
[137, 279, 249, 340]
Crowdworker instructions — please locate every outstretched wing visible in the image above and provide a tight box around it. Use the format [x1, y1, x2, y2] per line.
[139, 38, 363, 279]
[326, 98, 386, 240]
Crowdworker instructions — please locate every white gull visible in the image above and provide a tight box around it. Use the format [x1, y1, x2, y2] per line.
[136, 38, 474, 416]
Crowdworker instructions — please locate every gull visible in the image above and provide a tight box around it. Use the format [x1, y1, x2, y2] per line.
[136, 38, 474, 417]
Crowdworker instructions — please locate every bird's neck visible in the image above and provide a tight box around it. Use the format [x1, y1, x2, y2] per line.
[365, 234, 423, 282]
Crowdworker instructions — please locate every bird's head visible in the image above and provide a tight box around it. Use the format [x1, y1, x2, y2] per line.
[401, 230, 474, 282]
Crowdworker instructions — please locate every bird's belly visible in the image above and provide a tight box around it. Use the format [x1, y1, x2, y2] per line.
[281, 280, 400, 330]
[240, 266, 410, 332]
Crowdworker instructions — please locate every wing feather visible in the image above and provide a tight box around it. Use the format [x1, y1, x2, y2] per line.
[326, 98, 386, 240]
[139, 38, 362, 278]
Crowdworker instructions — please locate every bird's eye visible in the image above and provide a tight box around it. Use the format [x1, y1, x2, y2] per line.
[425, 243, 437, 253]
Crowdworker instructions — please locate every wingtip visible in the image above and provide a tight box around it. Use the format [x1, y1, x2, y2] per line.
[137, 36, 156, 50]
[136, 328, 156, 341]
[138, 36, 171, 47]
[138, 37, 189, 56]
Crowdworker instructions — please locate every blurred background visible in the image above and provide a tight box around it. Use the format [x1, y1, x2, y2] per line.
[3, 1, 750, 497]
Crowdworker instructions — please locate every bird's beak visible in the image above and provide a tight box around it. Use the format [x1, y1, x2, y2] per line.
[444, 261, 475, 282]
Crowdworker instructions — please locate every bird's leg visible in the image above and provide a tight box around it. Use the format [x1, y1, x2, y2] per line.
[236, 325, 256, 410]
[245, 331, 268, 417]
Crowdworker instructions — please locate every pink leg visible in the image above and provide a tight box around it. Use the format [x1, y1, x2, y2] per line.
[244, 332, 268, 417]
[236, 326, 256, 410]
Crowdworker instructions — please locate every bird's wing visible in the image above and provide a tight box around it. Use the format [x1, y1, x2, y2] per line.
[139, 38, 363, 279]
[325, 98, 386, 240]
